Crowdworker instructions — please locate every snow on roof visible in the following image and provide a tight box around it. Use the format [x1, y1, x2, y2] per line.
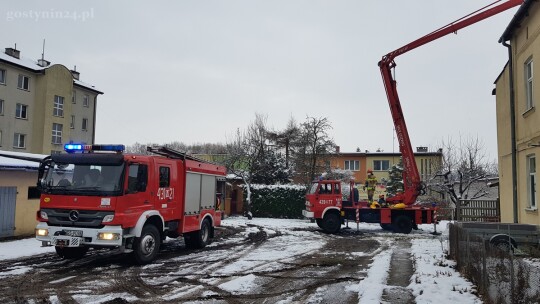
[0, 150, 47, 171]
[0, 51, 45, 72]
[0, 49, 102, 93]
[74, 79, 103, 94]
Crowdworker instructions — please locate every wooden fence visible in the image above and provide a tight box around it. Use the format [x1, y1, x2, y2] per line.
[456, 199, 500, 222]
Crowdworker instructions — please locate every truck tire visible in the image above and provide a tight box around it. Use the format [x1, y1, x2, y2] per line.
[316, 219, 324, 229]
[380, 223, 393, 231]
[133, 224, 161, 264]
[185, 219, 212, 249]
[322, 212, 341, 234]
[55, 246, 88, 259]
[392, 215, 413, 234]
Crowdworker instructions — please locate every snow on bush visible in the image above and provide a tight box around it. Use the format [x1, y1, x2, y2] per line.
[243, 184, 306, 219]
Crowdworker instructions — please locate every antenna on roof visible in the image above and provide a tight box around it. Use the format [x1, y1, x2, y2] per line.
[14, 43, 17, 50]
[74, 65, 77, 71]
[42, 39, 45, 60]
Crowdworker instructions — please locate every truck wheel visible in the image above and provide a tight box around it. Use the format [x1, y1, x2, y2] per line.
[185, 219, 212, 249]
[316, 219, 324, 229]
[133, 225, 161, 264]
[380, 223, 393, 231]
[392, 215, 413, 234]
[322, 213, 341, 234]
[55, 246, 88, 259]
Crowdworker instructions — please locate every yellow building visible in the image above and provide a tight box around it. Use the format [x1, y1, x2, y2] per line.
[495, 0, 540, 225]
[330, 147, 442, 185]
[0, 151, 45, 237]
[0, 47, 103, 154]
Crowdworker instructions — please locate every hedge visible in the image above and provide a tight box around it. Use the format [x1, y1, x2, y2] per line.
[243, 184, 306, 219]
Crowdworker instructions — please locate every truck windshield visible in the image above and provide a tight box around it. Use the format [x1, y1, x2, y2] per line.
[41, 161, 125, 196]
[308, 182, 319, 194]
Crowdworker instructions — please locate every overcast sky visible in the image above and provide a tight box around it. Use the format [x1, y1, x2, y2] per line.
[1, 1, 519, 159]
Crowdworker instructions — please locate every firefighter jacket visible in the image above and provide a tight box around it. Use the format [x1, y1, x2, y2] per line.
[365, 174, 377, 191]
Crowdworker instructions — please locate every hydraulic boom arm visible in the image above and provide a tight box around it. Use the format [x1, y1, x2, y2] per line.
[378, 0, 522, 205]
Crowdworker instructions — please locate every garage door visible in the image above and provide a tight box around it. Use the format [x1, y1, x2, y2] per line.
[0, 187, 17, 238]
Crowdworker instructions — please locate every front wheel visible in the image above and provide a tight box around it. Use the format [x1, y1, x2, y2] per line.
[55, 246, 88, 259]
[322, 213, 341, 234]
[133, 225, 161, 264]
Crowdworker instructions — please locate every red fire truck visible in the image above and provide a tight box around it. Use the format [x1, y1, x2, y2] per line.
[304, 0, 523, 233]
[34, 144, 226, 264]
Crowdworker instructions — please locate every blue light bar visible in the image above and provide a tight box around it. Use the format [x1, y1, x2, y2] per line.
[64, 144, 84, 152]
[64, 144, 125, 153]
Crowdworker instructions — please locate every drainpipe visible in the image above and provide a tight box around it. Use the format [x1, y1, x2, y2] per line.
[502, 40, 518, 223]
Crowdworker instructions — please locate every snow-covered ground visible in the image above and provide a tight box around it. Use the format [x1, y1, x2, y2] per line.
[0, 218, 482, 303]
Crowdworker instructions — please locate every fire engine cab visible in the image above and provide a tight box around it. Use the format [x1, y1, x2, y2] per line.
[35, 144, 226, 264]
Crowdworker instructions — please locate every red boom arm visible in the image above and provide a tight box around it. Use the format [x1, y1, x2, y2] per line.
[379, 0, 522, 205]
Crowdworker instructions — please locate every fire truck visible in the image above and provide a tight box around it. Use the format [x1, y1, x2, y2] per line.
[304, 0, 523, 233]
[34, 144, 226, 264]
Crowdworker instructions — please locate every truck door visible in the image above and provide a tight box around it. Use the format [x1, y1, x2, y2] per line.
[154, 160, 178, 220]
[123, 162, 152, 227]
[317, 182, 340, 207]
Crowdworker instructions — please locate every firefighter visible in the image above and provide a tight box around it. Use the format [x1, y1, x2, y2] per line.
[364, 169, 377, 201]
[378, 194, 388, 208]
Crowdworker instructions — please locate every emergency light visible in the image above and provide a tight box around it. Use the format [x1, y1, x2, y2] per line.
[64, 144, 125, 153]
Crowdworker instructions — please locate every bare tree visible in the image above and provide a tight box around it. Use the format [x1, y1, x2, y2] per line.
[293, 116, 336, 186]
[224, 113, 269, 219]
[426, 136, 497, 212]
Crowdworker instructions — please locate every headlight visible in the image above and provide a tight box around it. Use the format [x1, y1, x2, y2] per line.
[36, 228, 48, 236]
[40, 211, 48, 220]
[97, 233, 120, 241]
[102, 215, 114, 223]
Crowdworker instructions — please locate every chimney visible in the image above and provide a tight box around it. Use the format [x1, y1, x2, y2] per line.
[71, 66, 80, 80]
[38, 58, 50, 67]
[335, 146, 340, 153]
[5, 47, 20, 59]
[416, 146, 428, 152]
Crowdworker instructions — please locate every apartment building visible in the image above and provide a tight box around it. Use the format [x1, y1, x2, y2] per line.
[495, 0, 540, 225]
[0, 47, 102, 154]
[330, 147, 443, 184]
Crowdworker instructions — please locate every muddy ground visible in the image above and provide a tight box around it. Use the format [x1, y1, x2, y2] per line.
[0, 224, 421, 304]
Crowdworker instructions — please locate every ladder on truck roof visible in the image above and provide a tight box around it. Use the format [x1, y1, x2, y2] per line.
[146, 146, 219, 165]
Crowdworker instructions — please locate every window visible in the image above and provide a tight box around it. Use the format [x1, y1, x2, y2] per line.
[0, 69, 5, 84]
[27, 186, 40, 199]
[344, 160, 359, 171]
[0, 130, 2, 146]
[17, 74, 29, 90]
[0, 99, 4, 115]
[159, 167, 170, 187]
[72, 90, 76, 104]
[83, 94, 89, 107]
[525, 58, 534, 110]
[53, 95, 64, 117]
[82, 118, 88, 131]
[527, 155, 537, 209]
[15, 103, 28, 119]
[13, 133, 26, 148]
[373, 160, 390, 171]
[52, 123, 63, 144]
[128, 164, 148, 193]
[70, 115, 75, 129]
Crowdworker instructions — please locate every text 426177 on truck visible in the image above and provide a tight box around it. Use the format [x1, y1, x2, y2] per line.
[35, 144, 226, 264]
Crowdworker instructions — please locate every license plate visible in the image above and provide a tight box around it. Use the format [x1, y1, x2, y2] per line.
[56, 239, 69, 246]
[63, 230, 83, 237]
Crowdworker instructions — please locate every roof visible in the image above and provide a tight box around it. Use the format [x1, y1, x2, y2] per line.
[0, 150, 47, 171]
[0, 48, 102, 94]
[499, 0, 536, 42]
[335, 151, 443, 157]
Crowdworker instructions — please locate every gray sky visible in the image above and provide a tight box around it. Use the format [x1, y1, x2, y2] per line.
[1, 1, 519, 159]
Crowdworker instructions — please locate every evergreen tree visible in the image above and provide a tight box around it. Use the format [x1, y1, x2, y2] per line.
[386, 158, 404, 197]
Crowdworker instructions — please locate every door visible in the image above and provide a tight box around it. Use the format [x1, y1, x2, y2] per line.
[155, 160, 178, 220]
[0, 187, 17, 238]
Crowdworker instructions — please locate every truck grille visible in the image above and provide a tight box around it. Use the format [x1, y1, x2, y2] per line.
[42, 209, 114, 228]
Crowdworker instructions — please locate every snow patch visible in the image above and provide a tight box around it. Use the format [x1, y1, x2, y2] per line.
[218, 274, 257, 294]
